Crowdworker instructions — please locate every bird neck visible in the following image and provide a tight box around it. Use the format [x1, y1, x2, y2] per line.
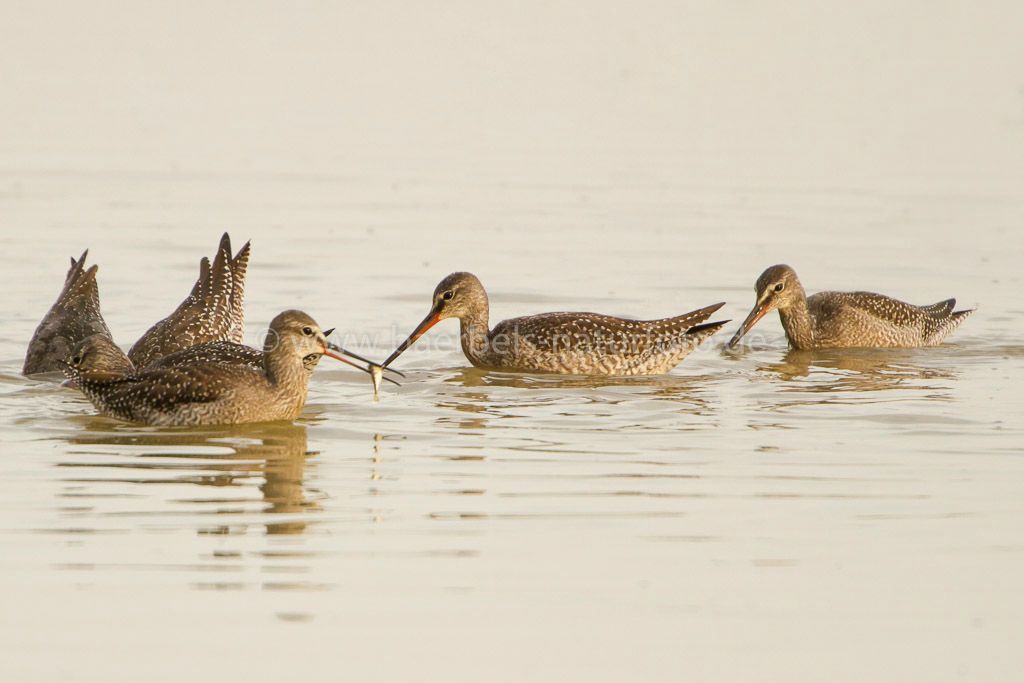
[264, 346, 309, 390]
[458, 305, 491, 365]
[778, 284, 815, 349]
[265, 349, 312, 418]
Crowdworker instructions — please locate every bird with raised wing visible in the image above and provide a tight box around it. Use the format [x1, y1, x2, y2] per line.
[23, 251, 115, 375]
[127, 232, 250, 368]
[67, 328, 400, 394]
[62, 310, 383, 426]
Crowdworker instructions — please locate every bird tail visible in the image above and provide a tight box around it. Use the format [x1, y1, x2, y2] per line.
[685, 319, 730, 341]
[926, 307, 975, 344]
[674, 302, 726, 329]
[921, 298, 956, 317]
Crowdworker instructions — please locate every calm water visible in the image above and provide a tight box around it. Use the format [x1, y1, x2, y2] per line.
[2, 3, 1024, 681]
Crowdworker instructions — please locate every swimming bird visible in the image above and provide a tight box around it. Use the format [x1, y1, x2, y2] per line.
[67, 330, 401, 389]
[62, 310, 374, 426]
[127, 233, 250, 368]
[381, 272, 728, 375]
[727, 264, 974, 350]
[23, 251, 116, 375]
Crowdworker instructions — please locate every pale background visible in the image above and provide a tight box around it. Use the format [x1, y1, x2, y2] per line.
[1, 2, 1023, 681]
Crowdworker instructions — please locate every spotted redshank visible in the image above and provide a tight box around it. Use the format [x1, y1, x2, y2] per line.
[382, 272, 728, 375]
[68, 330, 400, 389]
[727, 264, 974, 350]
[62, 310, 377, 426]
[23, 251, 115, 375]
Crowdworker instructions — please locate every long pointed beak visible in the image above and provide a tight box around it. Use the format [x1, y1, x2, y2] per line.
[326, 341, 405, 378]
[322, 343, 402, 386]
[727, 301, 772, 348]
[382, 305, 443, 368]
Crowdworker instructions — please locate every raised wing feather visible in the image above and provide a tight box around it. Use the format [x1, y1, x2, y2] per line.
[24, 251, 115, 374]
[128, 234, 238, 368]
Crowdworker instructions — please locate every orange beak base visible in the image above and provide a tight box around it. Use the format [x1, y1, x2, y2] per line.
[727, 303, 771, 348]
[382, 307, 443, 368]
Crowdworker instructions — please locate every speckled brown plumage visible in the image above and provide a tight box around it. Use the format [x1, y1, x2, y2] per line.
[728, 264, 974, 350]
[67, 322, 399, 400]
[127, 233, 250, 369]
[69, 334, 322, 378]
[226, 239, 250, 343]
[63, 310, 340, 426]
[67, 334, 136, 378]
[382, 272, 728, 375]
[23, 251, 115, 375]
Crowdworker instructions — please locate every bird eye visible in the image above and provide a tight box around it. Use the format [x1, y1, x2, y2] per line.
[71, 355, 81, 364]
[774, 283, 785, 293]
[442, 290, 454, 301]
[302, 326, 314, 336]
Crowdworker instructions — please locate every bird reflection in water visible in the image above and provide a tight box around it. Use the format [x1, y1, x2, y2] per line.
[63, 420, 319, 535]
[447, 365, 716, 391]
[439, 366, 718, 422]
[758, 348, 959, 395]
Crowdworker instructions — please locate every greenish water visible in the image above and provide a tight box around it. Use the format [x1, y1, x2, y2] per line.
[2, 2, 1024, 681]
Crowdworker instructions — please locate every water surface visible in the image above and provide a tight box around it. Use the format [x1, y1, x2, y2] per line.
[2, 2, 1023, 681]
